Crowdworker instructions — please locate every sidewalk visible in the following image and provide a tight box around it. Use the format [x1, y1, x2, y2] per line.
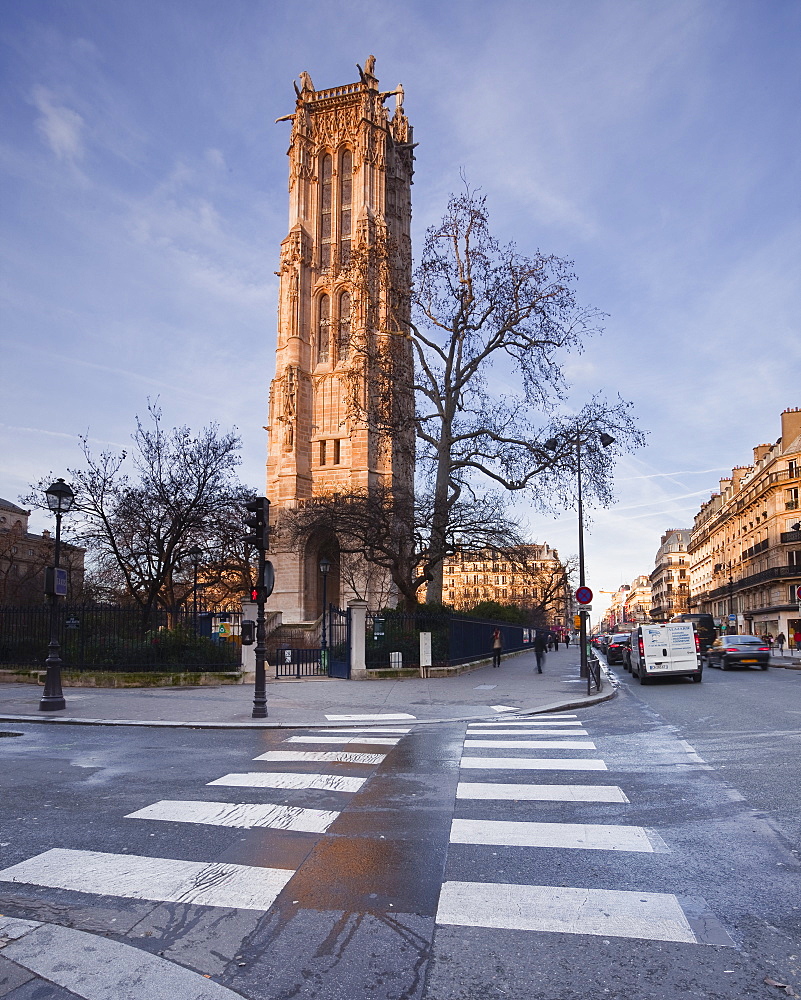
[0, 645, 612, 729]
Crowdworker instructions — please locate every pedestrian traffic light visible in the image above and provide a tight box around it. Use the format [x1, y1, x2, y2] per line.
[244, 497, 270, 550]
[241, 620, 256, 645]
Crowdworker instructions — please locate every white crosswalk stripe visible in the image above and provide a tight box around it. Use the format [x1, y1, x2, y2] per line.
[254, 750, 386, 764]
[126, 799, 340, 833]
[467, 720, 582, 727]
[325, 713, 415, 720]
[450, 818, 657, 852]
[467, 729, 589, 739]
[456, 782, 629, 802]
[208, 772, 366, 792]
[0, 848, 294, 911]
[284, 735, 401, 746]
[464, 738, 596, 749]
[436, 881, 698, 944]
[460, 756, 608, 770]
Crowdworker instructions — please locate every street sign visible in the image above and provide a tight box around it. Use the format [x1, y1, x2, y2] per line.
[728, 614, 736, 623]
[795, 585, 801, 602]
[575, 586, 593, 605]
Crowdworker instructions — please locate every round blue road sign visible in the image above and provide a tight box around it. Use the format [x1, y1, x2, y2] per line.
[575, 586, 593, 605]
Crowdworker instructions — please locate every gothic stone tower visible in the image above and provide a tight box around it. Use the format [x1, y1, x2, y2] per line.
[265, 57, 415, 621]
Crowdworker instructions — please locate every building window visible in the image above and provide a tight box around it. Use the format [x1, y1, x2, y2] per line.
[320, 440, 327, 465]
[320, 154, 332, 269]
[317, 295, 330, 362]
[339, 149, 352, 268]
[786, 488, 799, 511]
[338, 292, 351, 361]
[333, 439, 341, 465]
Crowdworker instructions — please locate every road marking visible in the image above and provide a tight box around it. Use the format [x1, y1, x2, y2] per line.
[450, 818, 656, 852]
[465, 729, 589, 736]
[490, 705, 519, 712]
[436, 881, 697, 943]
[126, 799, 339, 833]
[323, 727, 411, 733]
[0, 848, 293, 911]
[2, 919, 253, 998]
[325, 713, 415, 720]
[467, 721, 584, 727]
[456, 782, 629, 803]
[460, 757, 607, 771]
[207, 772, 365, 792]
[464, 739, 596, 750]
[254, 750, 386, 764]
[284, 735, 400, 746]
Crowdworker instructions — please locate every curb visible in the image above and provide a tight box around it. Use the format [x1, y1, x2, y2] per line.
[0, 688, 616, 731]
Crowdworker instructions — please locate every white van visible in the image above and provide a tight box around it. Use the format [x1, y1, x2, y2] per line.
[627, 622, 702, 684]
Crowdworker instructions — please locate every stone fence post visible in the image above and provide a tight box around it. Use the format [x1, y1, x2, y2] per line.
[349, 599, 369, 680]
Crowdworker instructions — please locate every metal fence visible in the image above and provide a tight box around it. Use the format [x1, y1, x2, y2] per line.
[0, 605, 241, 672]
[365, 611, 532, 670]
[272, 647, 326, 679]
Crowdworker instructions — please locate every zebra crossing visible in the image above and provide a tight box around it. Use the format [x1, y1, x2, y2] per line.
[0, 727, 408, 912]
[0, 714, 734, 951]
[435, 714, 732, 946]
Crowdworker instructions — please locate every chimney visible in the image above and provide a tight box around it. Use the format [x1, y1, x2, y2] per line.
[753, 443, 771, 465]
[781, 407, 801, 449]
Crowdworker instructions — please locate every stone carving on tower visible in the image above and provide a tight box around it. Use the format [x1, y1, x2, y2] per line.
[265, 57, 415, 621]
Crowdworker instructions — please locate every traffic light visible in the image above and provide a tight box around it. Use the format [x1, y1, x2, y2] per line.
[248, 561, 275, 605]
[241, 620, 256, 645]
[244, 497, 270, 550]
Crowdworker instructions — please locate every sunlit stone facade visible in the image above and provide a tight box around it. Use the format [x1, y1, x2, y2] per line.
[264, 58, 414, 621]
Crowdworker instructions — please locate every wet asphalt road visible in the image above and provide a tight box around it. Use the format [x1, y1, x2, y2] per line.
[0, 667, 799, 1000]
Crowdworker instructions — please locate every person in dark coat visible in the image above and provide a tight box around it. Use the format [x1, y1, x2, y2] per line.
[534, 631, 547, 673]
[492, 629, 503, 668]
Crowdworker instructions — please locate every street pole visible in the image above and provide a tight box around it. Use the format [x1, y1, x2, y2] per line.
[252, 548, 268, 719]
[576, 438, 589, 680]
[40, 478, 74, 712]
[320, 556, 330, 673]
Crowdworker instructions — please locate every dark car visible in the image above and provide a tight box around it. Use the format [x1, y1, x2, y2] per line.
[605, 632, 630, 665]
[705, 635, 770, 670]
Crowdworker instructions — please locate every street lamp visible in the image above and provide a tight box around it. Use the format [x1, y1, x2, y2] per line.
[319, 556, 331, 665]
[187, 545, 203, 630]
[545, 431, 615, 680]
[39, 478, 75, 712]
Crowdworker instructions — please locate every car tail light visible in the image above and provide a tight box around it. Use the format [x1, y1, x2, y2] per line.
[638, 637, 644, 657]
[757, 646, 769, 651]
[694, 633, 700, 653]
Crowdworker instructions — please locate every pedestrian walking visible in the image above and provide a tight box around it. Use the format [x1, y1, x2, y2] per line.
[491, 628, 503, 668]
[563, 632, 570, 648]
[534, 631, 547, 673]
[777, 632, 786, 654]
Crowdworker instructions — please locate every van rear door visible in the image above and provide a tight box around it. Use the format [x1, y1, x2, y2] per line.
[664, 623, 697, 672]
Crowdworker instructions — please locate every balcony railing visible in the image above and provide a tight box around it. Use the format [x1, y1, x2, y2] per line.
[705, 563, 801, 600]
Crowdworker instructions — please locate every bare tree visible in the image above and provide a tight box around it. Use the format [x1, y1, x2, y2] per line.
[24, 402, 256, 624]
[401, 188, 642, 601]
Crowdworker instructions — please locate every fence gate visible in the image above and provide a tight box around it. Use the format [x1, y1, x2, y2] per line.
[327, 605, 351, 679]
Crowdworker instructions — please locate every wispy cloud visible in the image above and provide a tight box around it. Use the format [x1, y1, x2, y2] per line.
[31, 86, 85, 163]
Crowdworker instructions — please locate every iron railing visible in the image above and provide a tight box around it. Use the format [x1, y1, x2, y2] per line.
[0, 605, 241, 672]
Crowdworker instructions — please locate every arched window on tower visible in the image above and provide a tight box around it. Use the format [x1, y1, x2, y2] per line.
[339, 149, 352, 268]
[320, 154, 332, 270]
[317, 294, 330, 363]
[338, 292, 351, 362]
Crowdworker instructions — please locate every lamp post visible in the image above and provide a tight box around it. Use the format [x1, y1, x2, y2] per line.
[187, 545, 203, 631]
[39, 478, 74, 712]
[727, 562, 735, 635]
[319, 556, 331, 668]
[546, 432, 615, 679]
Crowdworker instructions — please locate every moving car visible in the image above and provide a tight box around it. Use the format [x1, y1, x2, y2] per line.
[605, 632, 630, 665]
[627, 622, 702, 684]
[704, 635, 770, 670]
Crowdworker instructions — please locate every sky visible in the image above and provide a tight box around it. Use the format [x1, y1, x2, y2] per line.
[1, 0, 799, 623]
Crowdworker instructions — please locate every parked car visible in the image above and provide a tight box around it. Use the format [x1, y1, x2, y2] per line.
[704, 635, 770, 670]
[605, 632, 630, 665]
